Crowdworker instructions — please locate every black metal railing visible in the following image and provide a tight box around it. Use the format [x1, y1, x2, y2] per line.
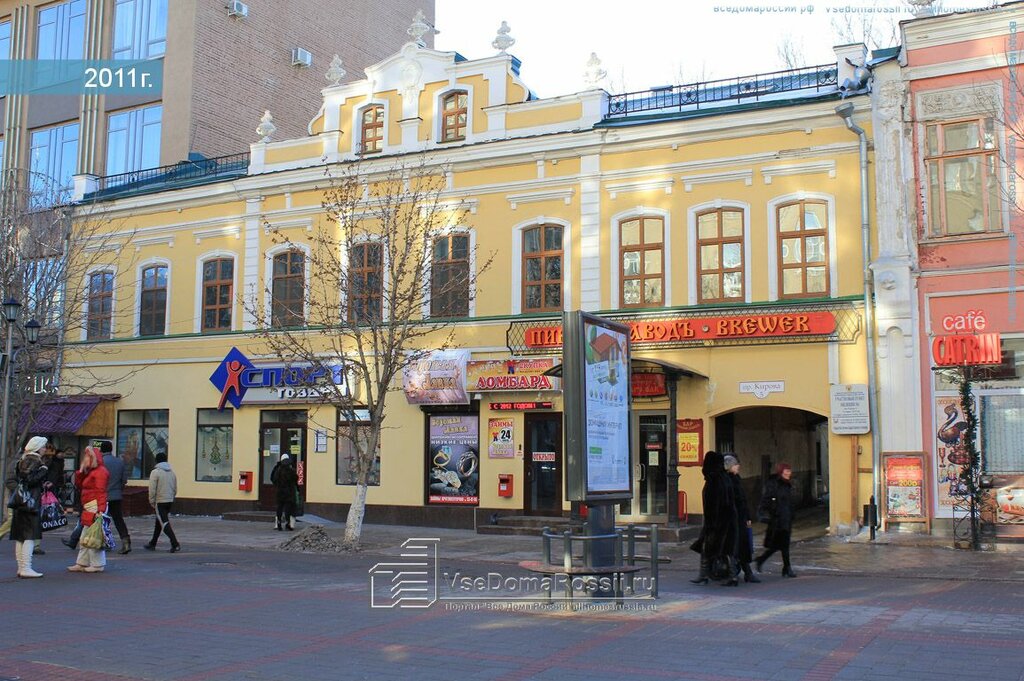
[606, 63, 839, 118]
[94, 151, 251, 195]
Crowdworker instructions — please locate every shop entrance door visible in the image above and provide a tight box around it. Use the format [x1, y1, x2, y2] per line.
[259, 410, 307, 511]
[619, 411, 668, 520]
[523, 412, 563, 516]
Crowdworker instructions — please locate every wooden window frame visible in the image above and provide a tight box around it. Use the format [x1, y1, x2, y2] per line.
[139, 264, 167, 336]
[430, 233, 470, 318]
[271, 250, 305, 328]
[521, 224, 563, 313]
[776, 199, 830, 300]
[348, 242, 383, 323]
[202, 257, 233, 333]
[87, 270, 114, 340]
[924, 116, 1001, 237]
[696, 208, 744, 304]
[360, 105, 384, 154]
[440, 91, 468, 143]
[619, 216, 664, 309]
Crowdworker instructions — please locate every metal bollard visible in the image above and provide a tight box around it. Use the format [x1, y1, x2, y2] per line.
[563, 531, 573, 601]
[649, 523, 659, 599]
[542, 527, 552, 565]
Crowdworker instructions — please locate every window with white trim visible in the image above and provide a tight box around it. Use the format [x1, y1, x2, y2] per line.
[139, 264, 167, 336]
[113, 0, 167, 60]
[36, 0, 85, 60]
[440, 91, 468, 143]
[271, 250, 305, 328]
[201, 258, 233, 332]
[430, 233, 469, 318]
[0, 21, 11, 60]
[87, 271, 114, 340]
[619, 216, 664, 308]
[925, 117, 1001, 237]
[348, 242, 382, 323]
[106, 104, 162, 180]
[360, 105, 384, 154]
[777, 200, 829, 298]
[29, 122, 79, 205]
[697, 208, 744, 303]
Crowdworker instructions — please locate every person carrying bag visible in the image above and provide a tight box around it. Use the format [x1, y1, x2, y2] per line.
[67, 447, 109, 574]
[5, 436, 51, 578]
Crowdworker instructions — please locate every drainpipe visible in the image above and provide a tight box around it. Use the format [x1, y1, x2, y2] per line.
[836, 101, 882, 540]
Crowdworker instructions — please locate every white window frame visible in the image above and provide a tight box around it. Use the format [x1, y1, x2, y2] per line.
[766, 192, 838, 302]
[28, 121, 79, 206]
[687, 200, 752, 306]
[510, 217, 572, 315]
[339, 233, 390, 323]
[134, 257, 171, 337]
[264, 242, 310, 328]
[113, 0, 167, 60]
[81, 265, 117, 341]
[194, 251, 238, 333]
[106, 104, 162, 178]
[608, 207, 672, 310]
[434, 88, 474, 145]
[422, 226, 477, 319]
[36, 0, 86, 61]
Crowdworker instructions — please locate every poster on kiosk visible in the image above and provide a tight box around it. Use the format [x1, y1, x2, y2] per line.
[564, 311, 633, 504]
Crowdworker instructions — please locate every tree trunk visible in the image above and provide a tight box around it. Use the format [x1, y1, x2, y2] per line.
[344, 482, 368, 549]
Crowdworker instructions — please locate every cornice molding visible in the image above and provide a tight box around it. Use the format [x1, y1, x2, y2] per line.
[605, 178, 673, 198]
[680, 169, 752, 192]
[506, 188, 575, 209]
[761, 160, 836, 184]
[192, 225, 240, 244]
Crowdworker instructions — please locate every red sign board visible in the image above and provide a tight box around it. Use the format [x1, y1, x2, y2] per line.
[490, 401, 553, 411]
[931, 333, 1002, 367]
[631, 373, 667, 397]
[524, 312, 836, 348]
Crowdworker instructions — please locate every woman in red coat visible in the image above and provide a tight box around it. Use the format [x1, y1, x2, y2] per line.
[68, 447, 109, 573]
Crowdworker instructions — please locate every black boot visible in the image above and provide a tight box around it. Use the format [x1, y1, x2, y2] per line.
[690, 556, 710, 584]
[782, 566, 797, 578]
[119, 537, 131, 555]
[754, 554, 766, 573]
[742, 563, 761, 583]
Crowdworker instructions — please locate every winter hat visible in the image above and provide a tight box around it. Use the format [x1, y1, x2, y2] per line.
[723, 455, 739, 470]
[99, 440, 113, 454]
[281, 454, 290, 462]
[24, 436, 48, 453]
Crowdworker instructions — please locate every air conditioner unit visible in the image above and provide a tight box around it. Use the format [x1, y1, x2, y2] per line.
[291, 47, 313, 68]
[227, 0, 248, 18]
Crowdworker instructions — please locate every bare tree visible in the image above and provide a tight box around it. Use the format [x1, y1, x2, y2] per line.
[777, 33, 808, 70]
[244, 158, 493, 549]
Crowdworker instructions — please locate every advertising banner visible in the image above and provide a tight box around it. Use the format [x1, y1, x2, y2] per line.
[487, 418, 515, 459]
[884, 454, 926, 520]
[427, 415, 479, 505]
[465, 358, 559, 392]
[934, 395, 977, 509]
[403, 350, 470, 405]
[676, 419, 704, 467]
[583, 318, 631, 494]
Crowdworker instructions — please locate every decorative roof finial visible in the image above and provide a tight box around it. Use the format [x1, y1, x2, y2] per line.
[256, 110, 276, 143]
[407, 9, 438, 47]
[325, 54, 347, 86]
[492, 21, 515, 54]
[583, 53, 607, 88]
[907, 0, 937, 17]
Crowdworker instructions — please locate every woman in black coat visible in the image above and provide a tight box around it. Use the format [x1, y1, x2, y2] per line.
[755, 462, 797, 578]
[724, 455, 759, 583]
[269, 454, 298, 531]
[690, 451, 738, 586]
[5, 436, 52, 578]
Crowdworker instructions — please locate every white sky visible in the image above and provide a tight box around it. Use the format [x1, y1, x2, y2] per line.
[434, 0, 997, 98]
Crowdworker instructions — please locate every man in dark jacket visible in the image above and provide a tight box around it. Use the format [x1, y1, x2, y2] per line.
[690, 451, 737, 586]
[724, 455, 759, 583]
[755, 462, 797, 578]
[270, 454, 298, 531]
[103, 441, 132, 554]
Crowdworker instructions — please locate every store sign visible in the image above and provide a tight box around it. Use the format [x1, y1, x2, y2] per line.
[403, 350, 470, 405]
[631, 373, 667, 398]
[676, 419, 704, 466]
[931, 333, 1002, 367]
[209, 347, 348, 410]
[427, 414, 479, 505]
[524, 312, 836, 349]
[829, 384, 870, 435]
[466, 358, 559, 392]
[488, 418, 514, 459]
[490, 401, 553, 411]
[883, 453, 927, 521]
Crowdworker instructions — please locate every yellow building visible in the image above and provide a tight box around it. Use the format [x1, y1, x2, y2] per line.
[63, 29, 880, 533]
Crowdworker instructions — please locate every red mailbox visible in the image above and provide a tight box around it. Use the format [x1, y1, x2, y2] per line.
[238, 471, 253, 492]
[497, 474, 513, 498]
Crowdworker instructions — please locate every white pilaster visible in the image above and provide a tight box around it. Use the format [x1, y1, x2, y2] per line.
[579, 154, 601, 311]
[242, 195, 263, 330]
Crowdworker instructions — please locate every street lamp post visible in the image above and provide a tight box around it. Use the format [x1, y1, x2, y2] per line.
[0, 298, 41, 508]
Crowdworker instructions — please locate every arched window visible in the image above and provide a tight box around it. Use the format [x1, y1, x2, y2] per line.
[271, 250, 305, 327]
[202, 258, 233, 332]
[522, 224, 562, 313]
[696, 208, 744, 303]
[360, 105, 384, 154]
[430, 233, 469, 318]
[139, 264, 167, 336]
[440, 91, 468, 143]
[619, 216, 664, 308]
[349, 242, 382, 323]
[776, 200, 829, 298]
[87, 271, 114, 340]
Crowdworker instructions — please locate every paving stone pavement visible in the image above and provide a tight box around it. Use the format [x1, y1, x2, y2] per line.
[1, 515, 1022, 681]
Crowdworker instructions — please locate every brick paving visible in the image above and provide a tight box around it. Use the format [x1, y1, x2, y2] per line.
[1, 516, 1023, 680]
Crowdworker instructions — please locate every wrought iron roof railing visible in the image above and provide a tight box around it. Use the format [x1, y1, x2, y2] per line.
[88, 152, 251, 200]
[605, 63, 839, 118]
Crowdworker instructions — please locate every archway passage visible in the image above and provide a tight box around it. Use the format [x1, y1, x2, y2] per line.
[715, 407, 830, 540]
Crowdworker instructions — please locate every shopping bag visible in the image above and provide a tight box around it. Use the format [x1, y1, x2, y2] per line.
[40, 490, 68, 532]
[7, 482, 36, 511]
[0, 513, 11, 539]
[101, 513, 117, 551]
[79, 519, 105, 550]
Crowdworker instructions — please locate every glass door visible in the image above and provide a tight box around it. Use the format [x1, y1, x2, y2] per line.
[259, 411, 307, 510]
[523, 413, 563, 516]
[619, 412, 669, 520]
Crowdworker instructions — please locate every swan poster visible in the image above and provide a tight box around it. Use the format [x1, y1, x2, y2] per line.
[934, 395, 978, 508]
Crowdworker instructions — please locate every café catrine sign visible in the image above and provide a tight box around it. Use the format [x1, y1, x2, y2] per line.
[931, 310, 1002, 367]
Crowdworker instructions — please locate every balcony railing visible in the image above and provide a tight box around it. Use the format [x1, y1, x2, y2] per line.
[89, 152, 251, 199]
[605, 63, 839, 118]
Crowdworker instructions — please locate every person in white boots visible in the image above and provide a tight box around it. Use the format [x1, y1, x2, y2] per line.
[4, 436, 51, 578]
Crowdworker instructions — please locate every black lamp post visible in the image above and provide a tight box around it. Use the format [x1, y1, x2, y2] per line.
[0, 298, 41, 508]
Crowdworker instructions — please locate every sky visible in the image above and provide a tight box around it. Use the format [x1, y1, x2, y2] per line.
[434, 0, 998, 98]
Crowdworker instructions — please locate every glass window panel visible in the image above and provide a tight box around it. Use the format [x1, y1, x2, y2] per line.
[644, 249, 661, 275]
[544, 225, 563, 251]
[524, 228, 540, 253]
[806, 267, 827, 293]
[805, 236, 826, 263]
[433, 239, 448, 261]
[926, 125, 939, 156]
[944, 157, 984, 235]
[643, 218, 663, 244]
[782, 269, 803, 295]
[721, 210, 743, 237]
[929, 162, 942, 234]
[203, 261, 216, 280]
[700, 245, 719, 269]
[722, 243, 741, 269]
[723, 272, 743, 298]
[623, 280, 641, 305]
[203, 310, 216, 330]
[621, 220, 640, 246]
[778, 204, 800, 232]
[218, 287, 230, 305]
[943, 121, 980, 152]
[525, 258, 541, 281]
[697, 213, 718, 240]
[805, 203, 827, 230]
[700, 274, 719, 300]
[781, 238, 802, 264]
[988, 155, 1002, 230]
[545, 256, 561, 280]
[452, 236, 469, 259]
[622, 251, 641, 276]
[983, 118, 996, 149]
[218, 309, 230, 328]
[544, 284, 561, 308]
[644, 279, 662, 304]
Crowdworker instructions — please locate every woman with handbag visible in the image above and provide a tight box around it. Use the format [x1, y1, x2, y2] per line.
[755, 462, 797, 578]
[5, 436, 51, 578]
[270, 454, 298, 531]
[690, 451, 738, 586]
[68, 446, 109, 573]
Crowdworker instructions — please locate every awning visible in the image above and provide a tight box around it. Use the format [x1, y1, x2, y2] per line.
[543, 357, 708, 380]
[20, 394, 120, 437]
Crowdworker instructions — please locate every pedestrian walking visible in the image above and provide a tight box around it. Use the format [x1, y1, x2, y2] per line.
[5, 436, 52, 578]
[690, 451, 738, 586]
[270, 454, 298, 531]
[755, 462, 797, 578]
[35, 443, 65, 556]
[144, 451, 179, 553]
[62, 448, 85, 551]
[724, 455, 760, 583]
[102, 441, 132, 554]
[68, 447, 109, 573]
